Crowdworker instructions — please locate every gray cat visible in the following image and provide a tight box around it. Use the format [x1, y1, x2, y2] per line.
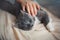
[0, 0, 49, 31]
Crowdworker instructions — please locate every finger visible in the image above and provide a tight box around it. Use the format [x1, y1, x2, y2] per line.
[26, 3, 31, 15]
[35, 3, 40, 10]
[32, 3, 37, 15]
[22, 5, 25, 11]
[29, 3, 35, 16]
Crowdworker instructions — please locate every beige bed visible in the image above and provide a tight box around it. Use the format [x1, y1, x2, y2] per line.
[0, 9, 60, 40]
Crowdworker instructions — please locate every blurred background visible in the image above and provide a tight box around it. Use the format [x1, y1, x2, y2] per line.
[37, 0, 60, 18]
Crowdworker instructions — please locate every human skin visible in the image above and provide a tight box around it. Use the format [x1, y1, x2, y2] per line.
[17, 0, 40, 16]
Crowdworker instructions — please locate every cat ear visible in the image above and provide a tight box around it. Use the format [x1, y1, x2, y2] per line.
[20, 10, 26, 14]
[19, 10, 25, 16]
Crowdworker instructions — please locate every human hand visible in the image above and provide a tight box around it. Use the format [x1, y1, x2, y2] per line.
[17, 0, 40, 16]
